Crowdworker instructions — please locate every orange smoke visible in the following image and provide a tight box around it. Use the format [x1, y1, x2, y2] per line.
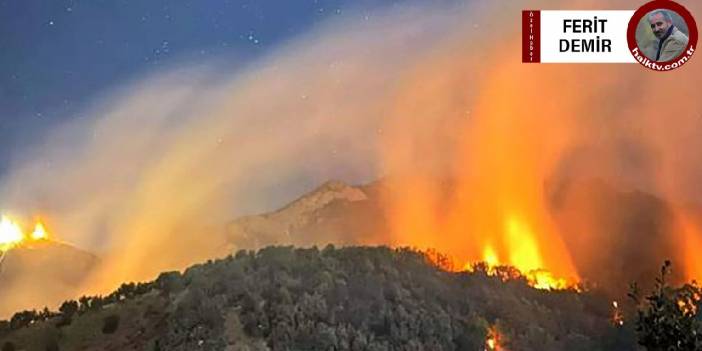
[379, 31, 583, 284]
[0, 0, 701, 313]
[678, 215, 702, 282]
[377, 0, 702, 289]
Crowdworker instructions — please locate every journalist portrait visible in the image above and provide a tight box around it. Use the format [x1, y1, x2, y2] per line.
[647, 9, 689, 62]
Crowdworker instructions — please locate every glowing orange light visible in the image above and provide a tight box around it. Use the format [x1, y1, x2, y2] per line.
[485, 326, 501, 351]
[483, 245, 499, 268]
[504, 215, 543, 272]
[611, 300, 624, 326]
[459, 216, 575, 290]
[31, 221, 48, 240]
[527, 269, 569, 290]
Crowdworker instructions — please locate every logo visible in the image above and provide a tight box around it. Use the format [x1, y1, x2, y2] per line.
[627, 0, 697, 71]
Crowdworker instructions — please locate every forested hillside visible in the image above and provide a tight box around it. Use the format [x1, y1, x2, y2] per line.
[0, 246, 635, 351]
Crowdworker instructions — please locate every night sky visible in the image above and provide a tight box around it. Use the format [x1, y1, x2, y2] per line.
[0, 0, 400, 175]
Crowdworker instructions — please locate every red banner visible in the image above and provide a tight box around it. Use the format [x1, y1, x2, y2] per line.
[522, 10, 541, 63]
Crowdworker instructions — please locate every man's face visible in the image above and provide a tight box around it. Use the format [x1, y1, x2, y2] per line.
[649, 13, 671, 39]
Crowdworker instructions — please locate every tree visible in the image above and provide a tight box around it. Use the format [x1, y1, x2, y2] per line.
[9, 310, 38, 329]
[629, 260, 702, 350]
[156, 271, 184, 295]
[57, 300, 79, 327]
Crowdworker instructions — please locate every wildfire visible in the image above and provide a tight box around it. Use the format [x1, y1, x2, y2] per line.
[31, 222, 48, 240]
[459, 217, 575, 290]
[466, 260, 572, 290]
[527, 269, 569, 290]
[612, 301, 624, 326]
[485, 325, 502, 351]
[504, 216, 542, 272]
[0, 215, 51, 252]
[0, 216, 24, 251]
[483, 245, 499, 268]
[676, 292, 701, 316]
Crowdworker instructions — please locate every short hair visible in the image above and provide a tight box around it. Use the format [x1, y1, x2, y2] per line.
[648, 9, 673, 23]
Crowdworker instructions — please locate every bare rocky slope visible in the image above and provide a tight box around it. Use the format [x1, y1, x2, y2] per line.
[225, 180, 389, 250]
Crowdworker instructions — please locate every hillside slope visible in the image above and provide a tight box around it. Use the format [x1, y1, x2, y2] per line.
[226, 178, 694, 297]
[0, 246, 634, 351]
[0, 241, 98, 318]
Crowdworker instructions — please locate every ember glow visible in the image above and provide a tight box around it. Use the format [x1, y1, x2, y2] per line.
[612, 301, 624, 326]
[485, 325, 501, 351]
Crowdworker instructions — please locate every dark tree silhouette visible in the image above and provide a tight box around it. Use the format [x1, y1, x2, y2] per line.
[629, 260, 702, 351]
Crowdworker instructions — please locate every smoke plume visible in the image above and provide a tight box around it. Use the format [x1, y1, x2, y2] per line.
[1, 0, 701, 315]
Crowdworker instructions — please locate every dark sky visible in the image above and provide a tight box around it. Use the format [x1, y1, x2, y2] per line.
[0, 0, 399, 174]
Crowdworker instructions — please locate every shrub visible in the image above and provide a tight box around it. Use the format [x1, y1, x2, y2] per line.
[102, 315, 120, 334]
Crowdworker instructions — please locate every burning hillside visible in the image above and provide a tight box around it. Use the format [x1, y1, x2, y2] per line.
[0, 246, 634, 351]
[0, 216, 98, 318]
[0, 0, 699, 338]
[225, 178, 692, 294]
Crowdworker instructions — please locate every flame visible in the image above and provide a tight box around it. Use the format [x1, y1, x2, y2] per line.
[458, 217, 574, 290]
[497, 216, 573, 289]
[485, 325, 501, 351]
[0, 216, 53, 252]
[611, 300, 624, 326]
[504, 216, 543, 272]
[527, 270, 569, 290]
[678, 214, 702, 282]
[380, 39, 581, 291]
[0, 216, 24, 251]
[486, 338, 497, 350]
[31, 222, 48, 241]
[676, 291, 700, 316]
[483, 245, 499, 268]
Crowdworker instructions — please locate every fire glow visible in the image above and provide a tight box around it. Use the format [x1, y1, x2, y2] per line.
[479, 216, 572, 290]
[0, 216, 50, 252]
[464, 234, 572, 291]
[485, 325, 501, 351]
[435, 217, 575, 290]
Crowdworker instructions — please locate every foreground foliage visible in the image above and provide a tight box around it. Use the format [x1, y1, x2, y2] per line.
[1, 246, 634, 350]
[629, 261, 702, 351]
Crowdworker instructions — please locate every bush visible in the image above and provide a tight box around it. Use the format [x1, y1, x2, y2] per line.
[102, 315, 120, 334]
[156, 271, 184, 295]
[10, 310, 39, 330]
[0, 320, 9, 335]
[629, 261, 702, 350]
